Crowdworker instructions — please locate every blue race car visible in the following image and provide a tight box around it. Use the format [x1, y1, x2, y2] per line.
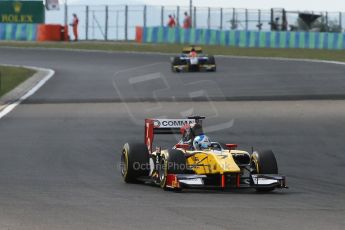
[171, 46, 217, 72]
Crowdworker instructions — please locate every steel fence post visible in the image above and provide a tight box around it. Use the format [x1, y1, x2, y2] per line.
[176, 6, 180, 27]
[143, 5, 147, 28]
[189, 0, 193, 20]
[92, 10, 94, 39]
[85, 5, 89, 40]
[125, 5, 128, 41]
[232, 8, 235, 30]
[258, 9, 261, 31]
[270, 8, 274, 31]
[161, 6, 164, 26]
[282, 9, 287, 31]
[190, 0, 193, 25]
[105, 5, 108, 41]
[245, 8, 248, 30]
[220, 8, 223, 30]
[64, 1, 68, 25]
[339, 12, 342, 31]
[193, 6, 196, 28]
[326, 11, 329, 31]
[207, 7, 211, 29]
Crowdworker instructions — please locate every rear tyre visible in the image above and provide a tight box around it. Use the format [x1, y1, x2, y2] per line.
[159, 149, 186, 190]
[121, 142, 150, 183]
[251, 150, 278, 192]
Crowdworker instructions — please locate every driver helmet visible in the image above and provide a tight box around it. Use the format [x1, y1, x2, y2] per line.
[193, 135, 211, 150]
[189, 47, 197, 57]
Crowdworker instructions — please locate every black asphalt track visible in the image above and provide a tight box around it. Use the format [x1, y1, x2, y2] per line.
[0, 47, 345, 102]
[0, 47, 344, 229]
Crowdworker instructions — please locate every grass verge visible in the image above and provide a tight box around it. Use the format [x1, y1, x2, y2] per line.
[0, 66, 35, 97]
[0, 41, 345, 62]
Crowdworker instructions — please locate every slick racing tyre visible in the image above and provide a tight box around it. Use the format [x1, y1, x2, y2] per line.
[208, 56, 216, 65]
[159, 149, 186, 190]
[121, 142, 150, 183]
[207, 56, 216, 72]
[250, 149, 278, 192]
[171, 57, 181, 72]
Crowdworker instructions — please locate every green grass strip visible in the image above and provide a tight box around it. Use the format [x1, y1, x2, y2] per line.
[0, 66, 35, 97]
[0, 41, 344, 63]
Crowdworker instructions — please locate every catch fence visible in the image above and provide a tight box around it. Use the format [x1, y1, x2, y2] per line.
[45, 4, 345, 41]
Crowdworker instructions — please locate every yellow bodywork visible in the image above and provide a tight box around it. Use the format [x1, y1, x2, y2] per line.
[162, 149, 249, 175]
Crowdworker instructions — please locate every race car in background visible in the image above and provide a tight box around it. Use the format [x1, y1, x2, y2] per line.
[120, 116, 287, 192]
[171, 47, 217, 72]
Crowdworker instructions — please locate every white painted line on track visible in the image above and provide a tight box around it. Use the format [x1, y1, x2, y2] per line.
[0, 65, 55, 119]
[128, 73, 161, 84]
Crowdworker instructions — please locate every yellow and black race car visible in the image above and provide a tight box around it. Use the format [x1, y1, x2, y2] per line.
[120, 116, 287, 192]
[171, 47, 217, 72]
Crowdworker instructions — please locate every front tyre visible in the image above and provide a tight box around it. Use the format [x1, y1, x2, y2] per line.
[121, 142, 150, 183]
[251, 149, 278, 192]
[171, 57, 181, 73]
[207, 56, 216, 72]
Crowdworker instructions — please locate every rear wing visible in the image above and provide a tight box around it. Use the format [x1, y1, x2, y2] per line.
[145, 116, 205, 152]
[182, 46, 203, 54]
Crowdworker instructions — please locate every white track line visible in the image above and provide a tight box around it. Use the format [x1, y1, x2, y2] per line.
[0, 66, 54, 119]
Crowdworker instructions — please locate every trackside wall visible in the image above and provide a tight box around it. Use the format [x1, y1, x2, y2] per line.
[0, 23, 38, 41]
[0, 23, 68, 41]
[138, 26, 345, 50]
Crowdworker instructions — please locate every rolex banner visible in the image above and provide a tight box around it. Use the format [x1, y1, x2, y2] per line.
[46, 0, 60, 11]
[0, 1, 45, 23]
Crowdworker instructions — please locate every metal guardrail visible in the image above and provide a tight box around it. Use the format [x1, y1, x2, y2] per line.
[45, 4, 345, 41]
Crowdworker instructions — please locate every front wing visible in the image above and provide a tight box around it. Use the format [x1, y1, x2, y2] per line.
[165, 173, 287, 190]
[172, 64, 216, 72]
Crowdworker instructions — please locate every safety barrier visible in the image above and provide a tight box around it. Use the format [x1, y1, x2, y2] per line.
[37, 24, 69, 41]
[0, 23, 69, 41]
[139, 26, 345, 50]
[0, 24, 38, 41]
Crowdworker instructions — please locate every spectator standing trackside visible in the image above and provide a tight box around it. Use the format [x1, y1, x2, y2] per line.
[183, 12, 192, 29]
[70, 13, 79, 41]
[167, 15, 176, 28]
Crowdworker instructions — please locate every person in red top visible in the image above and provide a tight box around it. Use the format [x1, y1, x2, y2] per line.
[183, 12, 192, 29]
[167, 15, 176, 28]
[71, 13, 79, 41]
